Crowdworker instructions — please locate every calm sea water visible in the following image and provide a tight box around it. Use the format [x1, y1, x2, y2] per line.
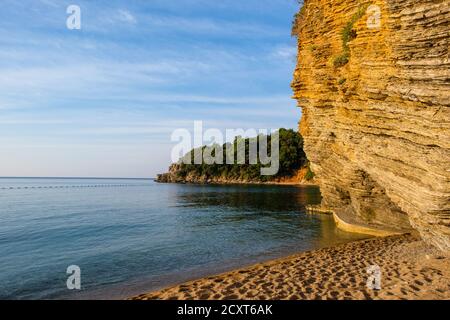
[0, 178, 367, 300]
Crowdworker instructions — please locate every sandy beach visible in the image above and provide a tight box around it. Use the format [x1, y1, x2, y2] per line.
[131, 234, 449, 300]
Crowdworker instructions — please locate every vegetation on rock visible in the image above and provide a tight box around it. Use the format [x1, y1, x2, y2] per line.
[334, 3, 370, 68]
[304, 165, 315, 181]
[157, 129, 310, 184]
[291, 2, 305, 36]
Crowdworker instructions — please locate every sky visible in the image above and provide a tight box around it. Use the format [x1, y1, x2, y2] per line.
[0, 0, 303, 178]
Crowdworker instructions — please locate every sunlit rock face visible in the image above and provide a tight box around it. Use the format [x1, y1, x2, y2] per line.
[292, 0, 449, 251]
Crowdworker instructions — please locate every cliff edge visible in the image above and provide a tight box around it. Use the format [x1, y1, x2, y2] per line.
[292, 0, 449, 251]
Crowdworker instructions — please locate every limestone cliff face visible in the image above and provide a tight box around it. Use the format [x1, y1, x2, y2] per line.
[292, 0, 450, 251]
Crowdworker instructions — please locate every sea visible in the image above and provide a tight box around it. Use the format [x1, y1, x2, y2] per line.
[0, 177, 368, 299]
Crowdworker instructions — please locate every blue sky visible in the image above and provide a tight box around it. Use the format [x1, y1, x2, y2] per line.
[0, 0, 303, 178]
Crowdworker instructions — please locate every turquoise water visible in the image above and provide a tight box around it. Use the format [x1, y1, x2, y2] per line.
[0, 178, 367, 300]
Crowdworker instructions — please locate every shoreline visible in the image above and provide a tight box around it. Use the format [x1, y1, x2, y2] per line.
[131, 234, 449, 300]
[155, 180, 319, 187]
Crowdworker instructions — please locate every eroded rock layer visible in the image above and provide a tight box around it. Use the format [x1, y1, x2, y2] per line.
[292, 0, 450, 251]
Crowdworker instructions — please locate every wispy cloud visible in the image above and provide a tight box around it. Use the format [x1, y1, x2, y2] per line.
[116, 9, 137, 24]
[0, 0, 301, 177]
[273, 45, 297, 59]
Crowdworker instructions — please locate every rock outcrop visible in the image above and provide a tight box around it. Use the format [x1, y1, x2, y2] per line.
[292, 0, 449, 251]
[156, 164, 314, 185]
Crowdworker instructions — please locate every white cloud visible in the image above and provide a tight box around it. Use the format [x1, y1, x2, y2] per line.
[116, 9, 137, 24]
[273, 46, 297, 59]
[140, 14, 284, 37]
[0, 119, 71, 124]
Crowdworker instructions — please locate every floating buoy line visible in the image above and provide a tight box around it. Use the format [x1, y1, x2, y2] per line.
[0, 184, 149, 190]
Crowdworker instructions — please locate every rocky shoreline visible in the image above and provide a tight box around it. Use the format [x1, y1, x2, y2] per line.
[156, 164, 315, 186]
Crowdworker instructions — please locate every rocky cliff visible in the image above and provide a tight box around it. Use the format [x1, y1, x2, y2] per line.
[291, 0, 449, 251]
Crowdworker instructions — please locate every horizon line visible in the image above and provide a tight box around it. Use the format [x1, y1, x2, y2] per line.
[0, 176, 155, 180]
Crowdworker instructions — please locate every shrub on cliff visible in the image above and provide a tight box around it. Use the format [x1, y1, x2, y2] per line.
[291, 2, 306, 36]
[333, 4, 370, 68]
[304, 165, 315, 181]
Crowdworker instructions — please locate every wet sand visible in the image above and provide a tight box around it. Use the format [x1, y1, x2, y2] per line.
[131, 234, 449, 300]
